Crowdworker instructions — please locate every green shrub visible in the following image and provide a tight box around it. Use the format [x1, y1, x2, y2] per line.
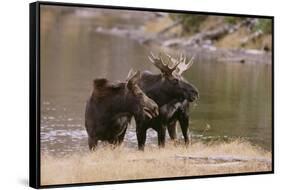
[224, 16, 246, 25]
[255, 19, 272, 34]
[170, 13, 207, 33]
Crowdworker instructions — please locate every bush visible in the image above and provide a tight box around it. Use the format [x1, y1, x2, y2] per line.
[224, 16, 246, 25]
[255, 19, 272, 34]
[170, 13, 207, 33]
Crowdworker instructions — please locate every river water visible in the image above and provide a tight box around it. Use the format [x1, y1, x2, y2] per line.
[40, 7, 272, 155]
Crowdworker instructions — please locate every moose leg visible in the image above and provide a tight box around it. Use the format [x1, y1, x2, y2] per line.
[160, 101, 182, 121]
[160, 101, 181, 141]
[157, 125, 166, 148]
[107, 138, 120, 150]
[88, 136, 98, 151]
[136, 126, 147, 151]
[167, 121, 177, 140]
[178, 100, 191, 145]
[179, 115, 190, 145]
[117, 126, 127, 145]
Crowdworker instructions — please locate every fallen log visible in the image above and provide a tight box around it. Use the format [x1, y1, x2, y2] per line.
[167, 18, 255, 47]
[157, 19, 183, 35]
[175, 155, 271, 164]
[141, 19, 183, 44]
[126, 154, 271, 166]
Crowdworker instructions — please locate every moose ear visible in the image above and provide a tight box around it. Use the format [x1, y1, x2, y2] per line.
[126, 69, 140, 89]
[93, 78, 108, 90]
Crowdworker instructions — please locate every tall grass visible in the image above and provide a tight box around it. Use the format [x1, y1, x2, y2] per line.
[41, 140, 271, 186]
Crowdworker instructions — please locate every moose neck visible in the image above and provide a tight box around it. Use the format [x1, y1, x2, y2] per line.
[139, 73, 179, 106]
[109, 89, 138, 118]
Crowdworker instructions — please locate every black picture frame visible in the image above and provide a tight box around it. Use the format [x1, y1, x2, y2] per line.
[30, 1, 274, 188]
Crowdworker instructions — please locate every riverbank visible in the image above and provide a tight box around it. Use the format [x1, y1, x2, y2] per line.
[41, 139, 271, 185]
[89, 10, 272, 64]
[42, 6, 272, 64]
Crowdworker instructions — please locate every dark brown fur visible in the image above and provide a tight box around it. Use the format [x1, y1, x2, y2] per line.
[135, 71, 199, 150]
[85, 72, 158, 150]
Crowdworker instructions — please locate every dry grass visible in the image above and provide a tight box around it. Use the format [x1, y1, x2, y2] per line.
[215, 26, 272, 50]
[41, 140, 271, 186]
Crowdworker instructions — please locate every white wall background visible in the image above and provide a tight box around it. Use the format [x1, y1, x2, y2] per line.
[0, 0, 279, 189]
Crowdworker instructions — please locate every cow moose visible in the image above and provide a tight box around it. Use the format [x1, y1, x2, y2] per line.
[85, 70, 159, 150]
[135, 52, 199, 150]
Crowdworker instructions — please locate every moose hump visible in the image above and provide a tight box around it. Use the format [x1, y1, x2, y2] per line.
[93, 78, 124, 98]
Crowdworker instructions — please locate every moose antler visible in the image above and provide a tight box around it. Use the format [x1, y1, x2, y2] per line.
[174, 54, 195, 76]
[148, 52, 181, 76]
[148, 51, 195, 77]
[126, 69, 140, 85]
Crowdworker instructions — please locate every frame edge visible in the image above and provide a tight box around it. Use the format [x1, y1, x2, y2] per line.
[29, 1, 40, 189]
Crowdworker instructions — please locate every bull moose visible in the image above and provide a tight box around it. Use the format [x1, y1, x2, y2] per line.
[135, 52, 199, 150]
[85, 70, 159, 150]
